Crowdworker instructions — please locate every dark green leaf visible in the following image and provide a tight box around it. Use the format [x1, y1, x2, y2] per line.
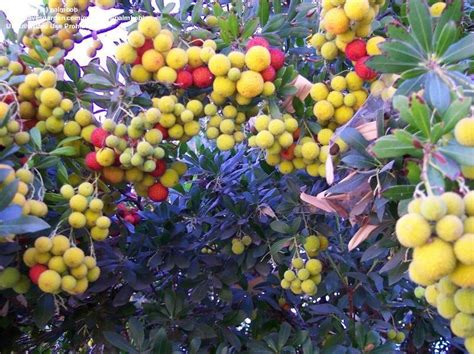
[104, 331, 138, 354]
[128, 317, 144, 349]
[438, 143, 474, 166]
[372, 135, 419, 158]
[440, 33, 474, 64]
[383, 185, 416, 200]
[434, 21, 458, 56]
[442, 97, 472, 134]
[259, 0, 269, 26]
[191, 0, 203, 24]
[410, 96, 432, 138]
[33, 294, 55, 327]
[407, 0, 432, 53]
[0, 215, 50, 235]
[424, 72, 450, 115]
[241, 18, 259, 40]
[0, 180, 18, 210]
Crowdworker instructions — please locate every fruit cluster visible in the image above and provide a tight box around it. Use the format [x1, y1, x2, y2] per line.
[231, 235, 253, 255]
[303, 234, 329, 257]
[396, 191, 474, 347]
[311, 71, 368, 125]
[0, 267, 31, 294]
[24, 0, 92, 62]
[60, 182, 112, 241]
[23, 235, 100, 295]
[9, 68, 74, 137]
[204, 103, 247, 151]
[344, 37, 383, 80]
[309, 0, 385, 60]
[116, 16, 284, 104]
[280, 257, 323, 296]
[386, 329, 406, 344]
[152, 95, 203, 140]
[83, 106, 188, 202]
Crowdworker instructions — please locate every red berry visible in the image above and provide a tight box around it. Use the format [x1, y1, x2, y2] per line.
[133, 56, 142, 65]
[124, 214, 135, 223]
[90, 127, 109, 148]
[29, 264, 47, 284]
[175, 70, 193, 89]
[355, 56, 378, 81]
[261, 66, 276, 82]
[2, 93, 15, 104]
[154, 124, 169, 140]
[345, 39, 367, 62]
[246, 37, 270, 50]
[148, 182, 169, 202]
[132, 214, 141, 224]
[85, 151, 102, 171]
[269, 48, 285, 70]
[280, 144, 296, 160]
[150, 159, 167, 177]
[22, 119, 38, 131]
[136, 39, 154, 57]
[192, 66, 214, 88]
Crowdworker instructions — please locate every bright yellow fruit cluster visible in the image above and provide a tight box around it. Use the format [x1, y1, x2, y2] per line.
[310, 72, 368, 127]
[310, 0, 384, 60]
[60, 181, 112, 241]
[204, 103, 247, 151]
[23, 235, 100, 295]
[231, 235, 253, 255]
[396, 191, 474, 351]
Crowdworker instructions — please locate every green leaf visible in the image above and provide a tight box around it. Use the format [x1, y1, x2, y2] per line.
[395, 75, 425, 96]
[367, 56, 417, 73]
[440, 33, 474, 64]
[0, 215, 50, 235]
[383, 185, 416, 200]
[19, 54, 42, 68]
[434, 21, 458, 56]
[424, 72, 450, 114]
[29, 127, 41, 150]
[270, 221, 290, 234]
[33, 294, 55, 327]
[407, 0, 432, 53]
[380, 40, 425, 63]
[82, 74, 113, 86]
[439, 143, 474, 166]
[278, 322, 291, 349]
[191, 0, 203, 24]
[441, 97, 472, 134]
[410, 96, 431, 138]
[50, 146, 78, 157]
[259, 0, 270, 26]
[104, 331, 138, 354]
[339, 127, 373, 159]
[128, 317, 144, 349]
[241, 18, 259, 40]
[372, 135, 419, 158]
[57, 136, 82, 147]
[0, 180, 18, 210]
[228, 13, 239, 39]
